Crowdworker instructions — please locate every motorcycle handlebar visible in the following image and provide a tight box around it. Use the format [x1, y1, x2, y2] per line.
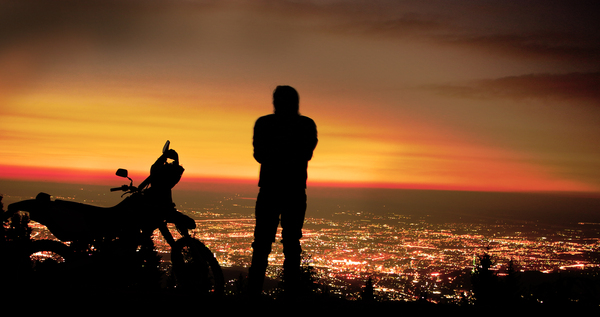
[110, 185, 129, 192]
[110, 185, 139, 192]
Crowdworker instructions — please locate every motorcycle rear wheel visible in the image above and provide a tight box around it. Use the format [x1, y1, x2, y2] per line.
[26, 240, 74, 290]
[171, 237, 224, 295]
[29, 239, 72, 267]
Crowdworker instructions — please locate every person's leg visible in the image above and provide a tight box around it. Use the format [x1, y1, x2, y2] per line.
[248, 189, 280, 295]
[280, 189, 307, 292]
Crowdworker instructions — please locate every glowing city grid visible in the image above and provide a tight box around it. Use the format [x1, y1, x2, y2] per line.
[25, 192, 600, 303]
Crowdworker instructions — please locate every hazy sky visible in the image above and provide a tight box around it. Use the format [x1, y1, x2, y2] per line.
[1, 0, 599, 192]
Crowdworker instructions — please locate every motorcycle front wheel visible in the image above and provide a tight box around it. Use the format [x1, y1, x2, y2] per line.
[170, 237, 224, 295]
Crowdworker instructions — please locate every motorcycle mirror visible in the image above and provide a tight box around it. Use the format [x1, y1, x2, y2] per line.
[116, 168, 129, 178]
[163, 140, 170, 153]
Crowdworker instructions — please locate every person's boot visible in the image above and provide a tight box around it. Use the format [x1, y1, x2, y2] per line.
[247, 265, 266, 298]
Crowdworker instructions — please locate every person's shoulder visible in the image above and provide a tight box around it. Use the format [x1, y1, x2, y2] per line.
[257, 114, 276, 121]
[298, 115, 316, 126]
[255, 114, 276, 124]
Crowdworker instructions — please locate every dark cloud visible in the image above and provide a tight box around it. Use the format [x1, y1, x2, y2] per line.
[258, 0, 449, 37]
[329, 15, 445, 39]
[259, 0, 600, 65]
[4, 0, 599, 64]
[439, 32, 600, 65]
[0, 0, 225, 51]
[428, 72, 600, 103]
[0, 0, 141, 47]
[0, 0, 221, 91]
[0, 0, 143, 95]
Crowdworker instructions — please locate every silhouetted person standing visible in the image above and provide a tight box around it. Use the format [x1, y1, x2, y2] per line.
[248, 85, 318, 296]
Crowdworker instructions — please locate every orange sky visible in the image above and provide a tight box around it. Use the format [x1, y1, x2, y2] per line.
[1, 1, 599, 193]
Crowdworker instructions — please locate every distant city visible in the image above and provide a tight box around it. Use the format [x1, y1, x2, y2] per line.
[9, 182, 599, 304]
[177, 200, 600, 303]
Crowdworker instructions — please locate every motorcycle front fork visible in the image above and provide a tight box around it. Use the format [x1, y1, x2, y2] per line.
[158, 222, 190, 248]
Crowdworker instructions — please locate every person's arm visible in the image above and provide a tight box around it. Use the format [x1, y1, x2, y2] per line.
[303, 118, 318, 161]
[253, 118, 267, 164]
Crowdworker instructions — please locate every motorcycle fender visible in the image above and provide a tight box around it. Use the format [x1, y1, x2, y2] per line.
[7, 197, 49, 216]
[7, 193, 91, 242]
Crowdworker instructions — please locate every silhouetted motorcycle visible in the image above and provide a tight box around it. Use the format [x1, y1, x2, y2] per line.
[7, 141, 224, 294]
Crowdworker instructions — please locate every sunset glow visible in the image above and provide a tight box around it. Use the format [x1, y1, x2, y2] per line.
[1, 1, 599, 193]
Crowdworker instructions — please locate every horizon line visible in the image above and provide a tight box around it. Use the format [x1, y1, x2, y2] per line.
[1, 164, 599, 196]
